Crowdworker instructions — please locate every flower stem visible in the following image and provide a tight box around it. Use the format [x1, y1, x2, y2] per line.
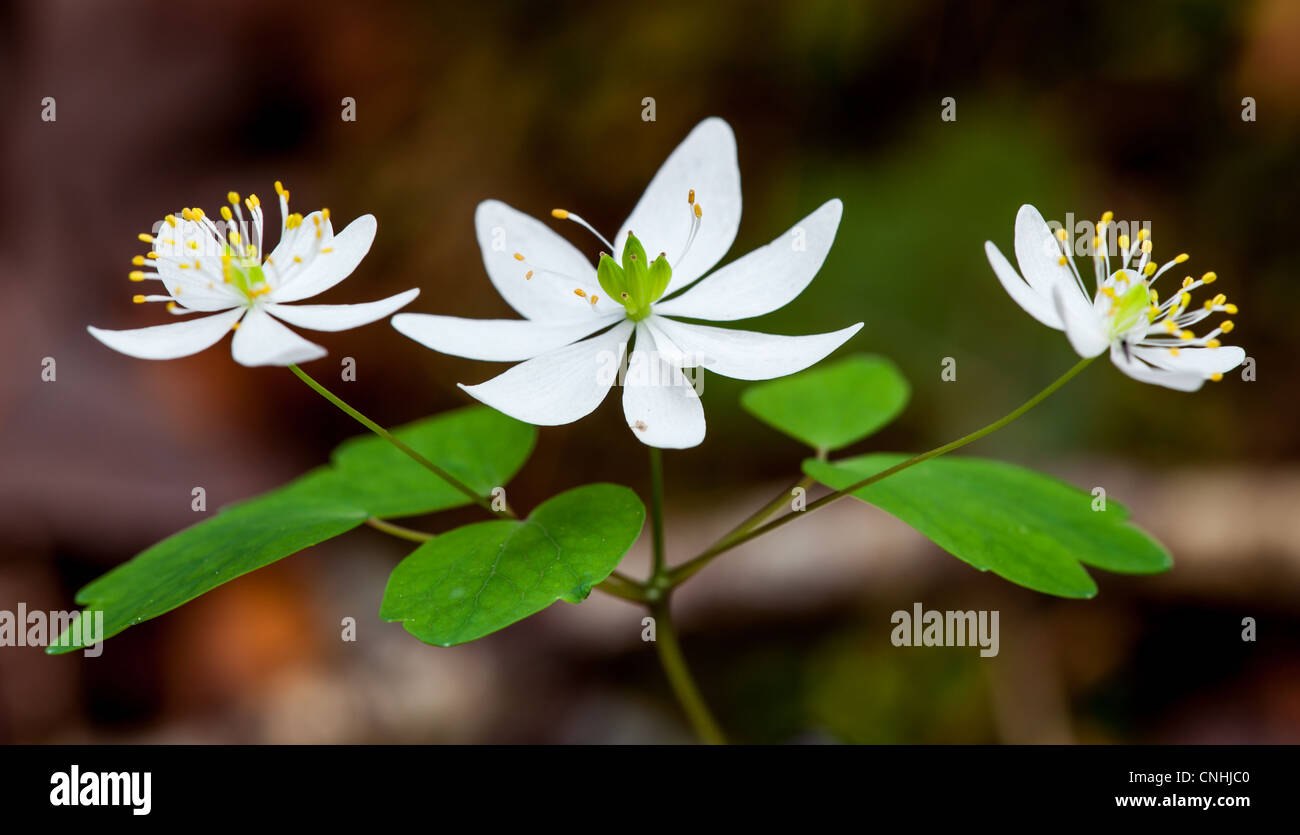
[648, 447, 667, 575]
[365, 517, 435, 543]
[287, 364, 512, 518]
[649, 597, 726, 745]
[669, 355, 1097, 586]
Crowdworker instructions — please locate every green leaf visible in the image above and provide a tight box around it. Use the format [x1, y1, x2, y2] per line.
[381, 484, 645, 646]
[49, 484, 369, 654]
[51, 406, 536, 653]
[804, 454, 1171, 598]
[324, 406, 536, 518]
[741, 354, 910, 452]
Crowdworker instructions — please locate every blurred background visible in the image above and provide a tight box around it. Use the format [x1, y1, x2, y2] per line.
[1, 0, 1298, 743]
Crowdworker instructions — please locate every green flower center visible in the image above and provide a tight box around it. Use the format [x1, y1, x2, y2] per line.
[1107, 272, 1152, 338]
[597, 231, 672, 321]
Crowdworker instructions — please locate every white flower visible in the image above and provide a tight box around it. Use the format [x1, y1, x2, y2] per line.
[986, 204, 1245, 391]
[392, 118, 862, 448]
[88, 183, 418, 366]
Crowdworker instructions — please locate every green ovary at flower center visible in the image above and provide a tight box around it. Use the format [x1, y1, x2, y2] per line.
[1107, 274, 1152, 337]
[224, 251, 271, 304]
[597, 232, 672, 320]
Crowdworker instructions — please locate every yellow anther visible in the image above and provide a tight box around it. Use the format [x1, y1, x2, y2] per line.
[1138, 228, 1150, 241]
[1165, 319, 1177, 333]
[187, 240, 199, 250]
[231, 322, 240, 331]
[1057, 256, 1067, 266]
[1182, 276, 1194, 288]
[128, 270, 146, 281]
[147, 252, 158, 259]
[131, 255, 145, 266]
[1220, 320, 1235, 333]
[1179, 330, 1194, 340]
[1150, 289, 1159, 303]
[590, 294, 599, 306]
[228, 230, 241, 245]
[178, 263, 190, 269]
[1101, 286, 1117, 299]
[1201, 271, 1217, 284]
[221, 206, 233, 221]
[551, 209, 570, 219]
[165, 214, 177, 228]
[513, 253, 525, 261]
[1212, 293, 1226, 306]
[525, 270, 534, 280]
[275, 181, 285, 195]
[286, 213, 303, 229]
[1118, 234, 1130, 249]
[320, 247, 333, 254]
[321, 208, 330, 221]
[192, 208, 205, 220]
[293, 255, 302, 263]
[181, 208, 194, 221]
[573, 288, 587, 298]
[1140, 239, 1153, 253]
[1143, 262, 1157, 276]
[1180, 292, 1190, 307]
[1210, 373, 1223, 382]
[1174, 253, 1189, 263]
[132, 294, 146, 304]
[166, 302, 178, 313]
[1100, 210, 1114, 225]
[1203, 299, 1215, 311]
[173, 285, 182, 295]
[227, 191, 240, 205]
[138, 233, 154, 243]
[1206, 339, 1221, 348]
[1057, 228, 1069, 242]
[694, 203, 703, 219]
[1169, 347, 1180, 356]
[1093, 235, 1102, 250]
[688, 189, 695, 204]
[1224, 303, 1238, 314]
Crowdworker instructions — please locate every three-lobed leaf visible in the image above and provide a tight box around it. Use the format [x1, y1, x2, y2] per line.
[51, 406, 537, 653]
[381, 483, 645, 646]
[742, 354, 910, 452]
[804, 454, 1171, 598]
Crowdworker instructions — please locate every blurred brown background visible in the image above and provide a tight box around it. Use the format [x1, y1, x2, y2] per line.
[1, 0, 1298, 743]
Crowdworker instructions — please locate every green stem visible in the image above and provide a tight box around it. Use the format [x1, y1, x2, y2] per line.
[669, 355, 1097, 586]
[650, 598, 726, 745]
[288, 364, 512, 518]
[648, 447, 667, 575]
[365, 517, 435, 543]
[595, 571, 648, 603]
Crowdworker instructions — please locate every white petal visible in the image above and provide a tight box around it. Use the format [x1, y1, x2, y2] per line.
[474, 200, 602, 323]
[266, 210, 333, 278]
[651, 315, 863, 381]
[392, 312, 622, 362]
[265, 288, 419, 332]
[615, 118, 741, 295]
[653, 199, 842, 321]
[154, 259, 246, 311]
[87, 308, 245, 360]
[1132, 344, 1246, 377]
[1052, 285, 1109, 358]
[269, 214, 375, 303]
[985, 241, 1062, 329]
[621, 323, 706, 449]
[1109, 342, 1204, 391]
[231, 307, 327, 366]
[459, 320, 634, 425]
[1014, 204, 1078, 301]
